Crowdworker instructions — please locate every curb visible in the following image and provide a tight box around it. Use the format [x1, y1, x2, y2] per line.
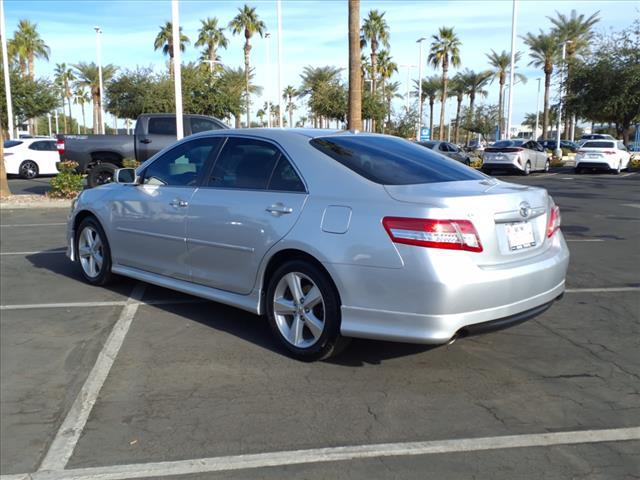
[0, 199, 72, 210]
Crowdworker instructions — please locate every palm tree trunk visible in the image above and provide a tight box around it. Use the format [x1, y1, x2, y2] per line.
[347, 0, 362, 131]
[28, 54, 35, 80]
[62, 93, 68, 133]
[288, 99, 293, 128]
[82, 105, 87, 134]
[67, 96, 73, 129]
[234, 113, 241, 128]
[371, 49, 377, 132]
[454, 96, 462, 144]
[498, 78, 504, 138]
[542, 71, 551, 138]
[439, 64, 448, 140]
[92, 92, 100, 133]
[244, 41, 251, 128]
[466, 93, 476, 145]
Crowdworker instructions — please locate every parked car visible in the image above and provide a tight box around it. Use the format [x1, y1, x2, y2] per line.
[464, 139, 486, 152]
[66, 129, 569, 361]
[579, 133, 615, 141]
[416, 141, 472, 165]
[3, 138, 60, 179]
[539, 139, 579, 152]
[575, 140, 631, 174]
[57, 113, 228, 187]
[482, 139, 549, 175]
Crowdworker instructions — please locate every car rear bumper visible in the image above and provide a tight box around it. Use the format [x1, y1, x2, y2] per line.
[575, 160, 616, 170]
[482, 162, 524, 173]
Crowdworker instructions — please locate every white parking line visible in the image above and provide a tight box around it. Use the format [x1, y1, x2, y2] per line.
[566, 239, 605, 242]
[620, 203, 640, 209]
[38, 283, 147, 471]
[0, 249, 66, 256]
[6, 427, 637, 480]
[0, 298, 206, 311]
[1, 222, 66, 227]
[620, 172, 636, 177]
[566, 287, 640, 293]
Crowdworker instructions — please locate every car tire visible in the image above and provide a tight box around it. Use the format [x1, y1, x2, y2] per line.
[523, 161, 531, 176]
[575, 167, 582, 174]
[88, 162, 118, 188]
[465, 158, 471, 166]
[75, 216, 113, 286]
[19, 160, 39, 179]
[266, 259, 349, 361]
[544, 160, 550, 172]
[613, 161, 621, 175]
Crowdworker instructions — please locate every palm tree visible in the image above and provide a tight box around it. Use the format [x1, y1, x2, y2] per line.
[195, 17, 228, 73]
[348, 0, 362, 131]
[460, 69, 492, 143]
[428, 26, 461, 140]
[522, 30, 559, 138]
[8, 20, 49, 79]
[360, 9, 389, 131]
[219, 66, 262, 127]
[548, 9, 600, 137]
[413, 76, 441, 136]
[256, 108, 266, 126]
[283, 85, 297, 128]
[383, 81, 402, 125]
[154, 21, 190, 76]
[54, 63, 75, 132]
[73, 62, 117, 133]
[73, 87, 91, 133]
[300, 66, 343, 128]
[448, 73, 467, 144]
[229, 4, 267, 128]
[376, 49, 397, 129]
[486, 49, 526, 137]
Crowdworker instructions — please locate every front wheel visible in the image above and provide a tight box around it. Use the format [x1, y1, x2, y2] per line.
[266, 260, 348, 361]
[544, 160, 550, 172]
[19, 160, 39, 179]
[88, 162, 118, 188]
[75, 217, 113, 285]
[523, 161, 531, 176]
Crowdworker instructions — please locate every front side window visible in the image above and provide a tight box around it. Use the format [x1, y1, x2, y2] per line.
[142, 137, 222, 186]
[207, 137, 281, 190]
[310, 135, 485, 185]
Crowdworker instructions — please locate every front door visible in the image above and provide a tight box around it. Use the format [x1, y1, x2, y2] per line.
[109, 137, 221, 279]
[186, 137, 307, 294]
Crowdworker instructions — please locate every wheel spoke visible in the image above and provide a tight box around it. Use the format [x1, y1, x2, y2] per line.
[284, 272, 304, 304]
[88, 256, 96, 277]
[290, 315, 304, 346]
[83, 228, 94, 248]
[302, 285, 322, 309]
[274, 297, 296, 316]
[93, 252, 103, 270]
[304, 312, 323, 339]
[78, 245, 91, 258]
[93, 235, 102, 252]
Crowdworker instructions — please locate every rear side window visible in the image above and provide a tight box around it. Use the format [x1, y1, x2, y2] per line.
[190, 117, 224, 134]
[148, 117, 177, 136]
[310, 136, 484, 185]
[4, 140, 23, 148]
[583, 141, 614, 149]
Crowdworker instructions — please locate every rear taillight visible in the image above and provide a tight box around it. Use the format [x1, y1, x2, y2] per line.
[382, 217, 483, 253]
[56, 138, 65, 155]
[547, 205, 561, 238]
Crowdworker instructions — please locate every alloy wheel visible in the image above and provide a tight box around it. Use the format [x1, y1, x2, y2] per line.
[78, 226, 104, 278]
[20, 161, 38, 179]
[273, 272, 325, 348]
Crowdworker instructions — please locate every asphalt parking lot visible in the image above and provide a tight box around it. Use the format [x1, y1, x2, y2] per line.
[1, 170, 639, 479]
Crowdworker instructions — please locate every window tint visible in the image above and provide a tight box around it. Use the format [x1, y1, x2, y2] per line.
[438, 143, 449, 151]
[190, 117, 224, 134]
[310, 136, 485, 185]
[148, 117, 177, 136]
[208, 137, 281, 190]
[3, 140, 23, 148]
[583, 141, 615, 149]
[617, 141, 626, 151]
[418, 141, 436, 149]
[447, 143, 459, 152]
[493, 140, 523, 148]
[268, 157, 305, 192]
[142, 137, 221, 186]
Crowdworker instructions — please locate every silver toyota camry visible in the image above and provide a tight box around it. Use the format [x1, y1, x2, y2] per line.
[66, 129, 569, 361]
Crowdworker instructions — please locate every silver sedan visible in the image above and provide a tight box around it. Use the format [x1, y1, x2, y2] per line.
[66, 129, 569, 361]
[417, 140, 472, 165]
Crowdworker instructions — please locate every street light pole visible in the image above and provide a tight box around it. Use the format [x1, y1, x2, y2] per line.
[54, 110, 59, 134]
[398, 64, 416, 112]
[47, 113, 52, 137]
[0, 0, 14, 139]
[276, 0, 284, 128]
[264, 32, 272, 128]
[416, 37, 426, 141]
[505, 0, 518, 140]
[94, 26, 105, 135]
[555, 40, 570, 158]
[171, 0, 184, 140]
[534, 77, 541, 140]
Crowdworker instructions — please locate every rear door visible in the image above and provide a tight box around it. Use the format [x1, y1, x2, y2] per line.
[136, 116, 186, 162]
[185, 136, 307, 293]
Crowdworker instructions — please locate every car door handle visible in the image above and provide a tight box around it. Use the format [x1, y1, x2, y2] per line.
[169, 199, 189, 208]
[266, 204, 293, 216]
[140, 138, 152, 144]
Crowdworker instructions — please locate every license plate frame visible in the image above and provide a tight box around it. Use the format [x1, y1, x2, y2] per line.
[506, 221, 536, 251]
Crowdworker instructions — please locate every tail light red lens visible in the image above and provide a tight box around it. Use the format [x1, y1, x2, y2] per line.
[547, 205, 561, 238]
[56, 138, 65, 155]
[383, 217, 483, 252]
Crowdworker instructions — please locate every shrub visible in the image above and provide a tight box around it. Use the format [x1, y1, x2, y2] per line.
[470, 158, 483, 169]
[629, 157, 640, 171]
[122, 158, 140, 169]
[550, 158, 564, 167]
[49, 161, 84, 199]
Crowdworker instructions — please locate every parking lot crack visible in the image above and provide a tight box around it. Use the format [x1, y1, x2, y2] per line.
[474, 401, 507, 426]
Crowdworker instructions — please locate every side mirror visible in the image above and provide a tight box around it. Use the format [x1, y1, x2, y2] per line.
[114, 168, 138, 184]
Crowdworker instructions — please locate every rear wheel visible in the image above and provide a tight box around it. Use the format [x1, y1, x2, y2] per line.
[613, 161, 621, 175]
[523, 161, 531, 176]
[266, 260, 348, 361]
[75, 217, 113, 285]
[88, 162, 118, 188]
[19, 160, 39, 179]
[544, 160, 550, 172]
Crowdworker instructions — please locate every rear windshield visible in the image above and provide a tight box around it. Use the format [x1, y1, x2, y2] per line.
[3, 140, 23, 148]
[583, 141, 614, 148]
[309, 135, 485, 185]
[492, 140, 523, 148]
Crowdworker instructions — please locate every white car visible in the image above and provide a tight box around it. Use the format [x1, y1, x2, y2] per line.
[3, 138, 60, 179]
[575, 140, 631, 174]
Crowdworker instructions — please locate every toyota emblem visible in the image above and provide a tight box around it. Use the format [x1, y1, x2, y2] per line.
[519, 202, 531, 218]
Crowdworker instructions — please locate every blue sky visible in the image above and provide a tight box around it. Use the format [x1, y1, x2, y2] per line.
[4, 0, 637, 129]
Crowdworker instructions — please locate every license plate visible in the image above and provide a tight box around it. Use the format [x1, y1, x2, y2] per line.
[506, 222, 536, 251]
[495, 155, 505, 160]
[587, 154, 599, 158]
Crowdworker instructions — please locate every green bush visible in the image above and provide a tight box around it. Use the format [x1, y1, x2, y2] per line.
[121, 158, 140, 169]
[49, 161, 84, 199]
